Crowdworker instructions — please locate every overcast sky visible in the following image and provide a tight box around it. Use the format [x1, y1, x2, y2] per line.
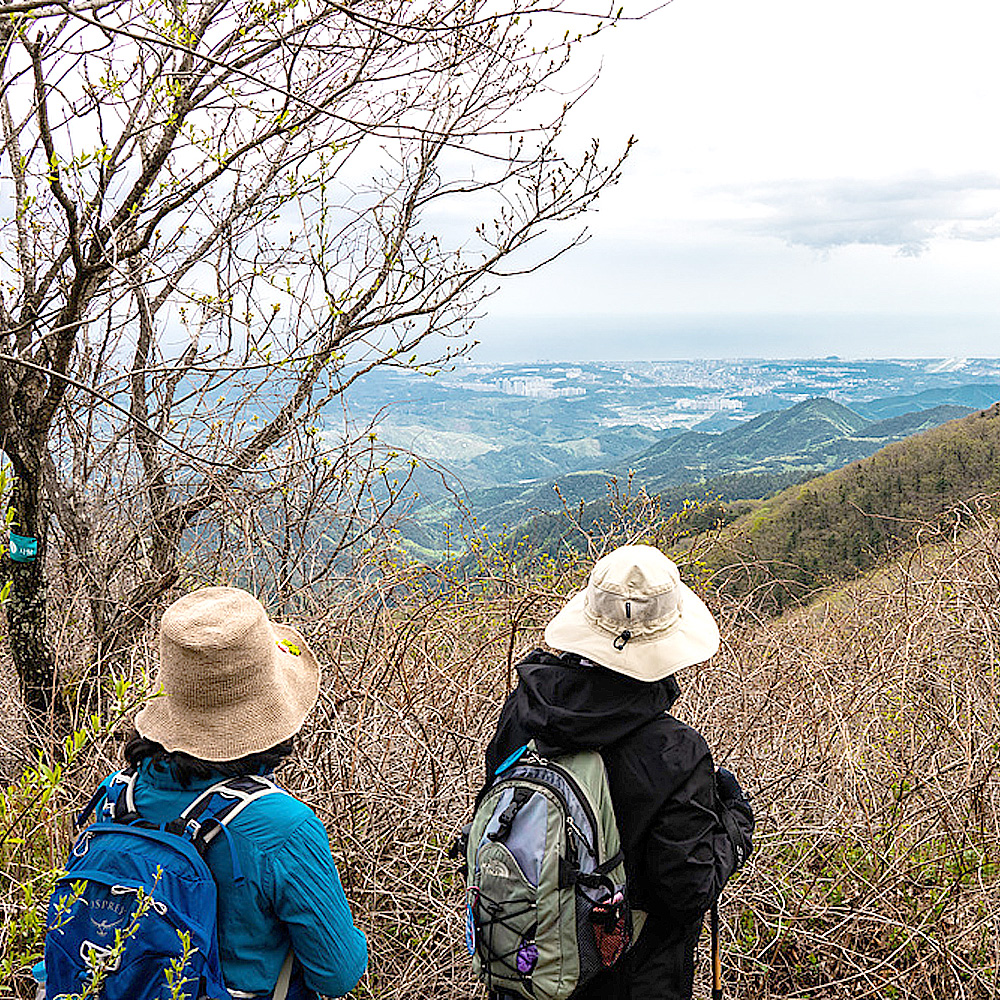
[473, 0, 1000, 361]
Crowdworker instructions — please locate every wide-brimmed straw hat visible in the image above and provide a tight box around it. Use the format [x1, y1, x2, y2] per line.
[544, 545, 720, 682]
[134, 587, 321, 762]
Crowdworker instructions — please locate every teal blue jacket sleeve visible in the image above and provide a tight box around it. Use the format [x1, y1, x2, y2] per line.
[267, 812, 368, 997]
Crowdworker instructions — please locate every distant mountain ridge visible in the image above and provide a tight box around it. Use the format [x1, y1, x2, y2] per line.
[403, 396, 983, 555]
[456, 398, 975, 532]
[627, 397, 872, 482]
[852, 383, 1000, 419]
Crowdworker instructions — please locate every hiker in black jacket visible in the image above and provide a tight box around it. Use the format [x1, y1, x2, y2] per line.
[484, 544, 754, 1000]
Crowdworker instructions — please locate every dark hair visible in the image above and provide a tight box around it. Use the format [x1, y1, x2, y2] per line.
[124, 730, 296, 787]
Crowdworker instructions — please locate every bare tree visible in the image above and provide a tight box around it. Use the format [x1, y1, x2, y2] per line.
[0, 0, 630, 714]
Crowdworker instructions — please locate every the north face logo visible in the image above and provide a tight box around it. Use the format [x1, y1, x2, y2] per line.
[482, 859, 511, 879]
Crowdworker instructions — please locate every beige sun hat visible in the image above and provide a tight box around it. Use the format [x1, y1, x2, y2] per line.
[544, 545, 720, 682]
[134, 587, 321, 762]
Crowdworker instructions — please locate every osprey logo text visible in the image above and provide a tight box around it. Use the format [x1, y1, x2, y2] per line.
[92, 896, 129, 923]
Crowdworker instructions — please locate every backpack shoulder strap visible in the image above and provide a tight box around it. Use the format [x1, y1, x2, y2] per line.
[76, 767, 139, 827]
[181, 778, 297, 1000]
[179, 774, 286, 847]
[108, 766, 139, 818]
[272, 949, 294, 1000]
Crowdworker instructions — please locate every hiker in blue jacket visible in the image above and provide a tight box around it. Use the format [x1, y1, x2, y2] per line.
[85, 587, 366, 999]
[484, 545, 754, 1000]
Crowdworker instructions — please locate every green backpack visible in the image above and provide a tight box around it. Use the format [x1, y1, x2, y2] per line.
[464, 741, 644, 1000]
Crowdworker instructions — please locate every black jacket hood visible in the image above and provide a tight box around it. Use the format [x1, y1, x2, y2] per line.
[511, 648, 681, 754]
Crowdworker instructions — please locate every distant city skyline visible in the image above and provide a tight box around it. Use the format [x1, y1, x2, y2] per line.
[470, 0, 1000, 362]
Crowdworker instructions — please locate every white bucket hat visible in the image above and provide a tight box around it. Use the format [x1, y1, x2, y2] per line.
[134, 587, 321, 761]
[544, 545, 720, 682]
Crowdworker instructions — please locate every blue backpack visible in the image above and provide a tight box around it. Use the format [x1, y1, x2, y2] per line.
[44, 768, 285, 1000]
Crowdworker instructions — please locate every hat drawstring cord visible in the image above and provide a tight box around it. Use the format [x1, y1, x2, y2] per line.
[613, 629, 632, 651]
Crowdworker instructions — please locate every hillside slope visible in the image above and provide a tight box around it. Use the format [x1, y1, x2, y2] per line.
[693, 503, 1000, 997]
[703, 402, 1000, 608]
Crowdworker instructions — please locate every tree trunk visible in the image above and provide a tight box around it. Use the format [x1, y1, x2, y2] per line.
[6, 453, 61, 717]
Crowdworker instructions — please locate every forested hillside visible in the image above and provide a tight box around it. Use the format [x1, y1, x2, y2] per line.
[704, 403, 1000, 608]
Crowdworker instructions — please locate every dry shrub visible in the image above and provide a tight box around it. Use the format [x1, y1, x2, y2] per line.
[4, 498, 1000, 999]
[287, 499, 1000, 999]
[281, 541, 578, 999]
[686, 496, 1000, 999]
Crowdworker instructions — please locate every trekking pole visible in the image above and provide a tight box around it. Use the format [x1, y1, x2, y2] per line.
[710, 901, 723, 1000]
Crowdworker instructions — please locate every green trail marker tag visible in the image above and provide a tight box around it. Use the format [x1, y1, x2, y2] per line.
[9, 533, 38, 563]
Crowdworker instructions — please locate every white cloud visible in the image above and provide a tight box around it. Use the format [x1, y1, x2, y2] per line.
[723, 174, 1000, 254]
